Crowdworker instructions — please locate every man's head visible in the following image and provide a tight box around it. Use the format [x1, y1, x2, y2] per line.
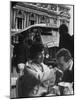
[59, 24, 68, 34]
[56, 48, 72, 71]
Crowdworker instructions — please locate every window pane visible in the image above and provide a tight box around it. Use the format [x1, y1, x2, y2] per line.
[17, 18, 22, 29]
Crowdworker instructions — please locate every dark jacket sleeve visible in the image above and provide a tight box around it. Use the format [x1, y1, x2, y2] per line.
[62, 66, 74, 83]
[15, 43, 27, 64]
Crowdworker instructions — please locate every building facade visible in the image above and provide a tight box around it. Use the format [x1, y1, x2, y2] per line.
[10, 2, 71, 63]
[11, 2, 70, 31]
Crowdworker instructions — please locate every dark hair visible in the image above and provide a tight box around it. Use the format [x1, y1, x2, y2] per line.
[17, 70, 40, 97]
[59, 24, 68, 34]
[56, 48, 72, 62]
[30, 43, 44, 60]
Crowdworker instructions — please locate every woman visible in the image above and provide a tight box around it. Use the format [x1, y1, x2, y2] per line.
[24, 43, 56, 97]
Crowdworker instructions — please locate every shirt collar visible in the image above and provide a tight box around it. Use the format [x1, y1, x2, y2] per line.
[68, 59, 73, 71]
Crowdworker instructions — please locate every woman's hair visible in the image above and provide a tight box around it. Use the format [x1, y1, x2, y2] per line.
[56, 48, 72, 62]
[30, 43, 44, 60]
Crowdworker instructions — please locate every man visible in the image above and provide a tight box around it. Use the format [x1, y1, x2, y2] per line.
[56, 48, 74, 95]
[59, 24, 74, 58]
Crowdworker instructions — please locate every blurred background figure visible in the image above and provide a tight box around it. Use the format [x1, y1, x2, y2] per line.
[59, 24, 74, 58]
[13, 34, 27, 76]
